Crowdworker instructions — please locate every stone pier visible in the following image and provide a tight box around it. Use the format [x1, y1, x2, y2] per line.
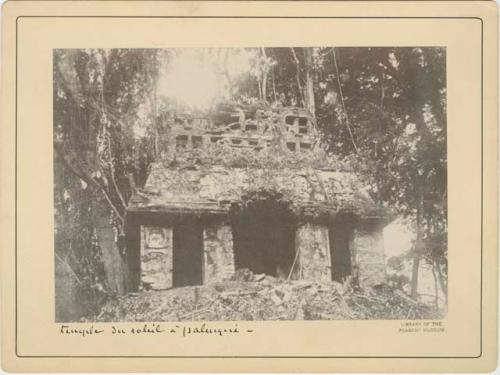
[295, 223, 331, 282]
[140, 226, 173, 290]
[203, 223, 235, 284]
[351, 223, 386, 288]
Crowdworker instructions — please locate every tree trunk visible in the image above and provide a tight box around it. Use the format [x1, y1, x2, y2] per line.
[410, 189, 424, 299]
[271, 66, 277, 103]
[410, 254, 420, 299]
[331, 48, 358, 153]
[303, 48, 316, 116]
[222, 49, 233, 99]
[93, 204, 128, 295]
[152, 50, 160, 159]
[430, 261, 440, 309]
[261, 48, 268, 101]
[290, 48, 305, 106]
[435, 259, 448, 303]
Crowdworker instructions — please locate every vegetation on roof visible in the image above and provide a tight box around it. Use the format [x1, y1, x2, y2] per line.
[164, 141, 355, 171]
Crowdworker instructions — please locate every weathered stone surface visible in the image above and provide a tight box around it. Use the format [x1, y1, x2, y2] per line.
[126, 105, 391, 291]
[351, 225, 386, 288]
[203, 224, 235, 284]
[163, 106, 316, 154]
[129, 164, 387, 220]
[140, 226, 173, 290]
[296, 224, 331, 282]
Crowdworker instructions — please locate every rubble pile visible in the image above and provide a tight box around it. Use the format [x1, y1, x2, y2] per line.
[94, 269, 442, 321]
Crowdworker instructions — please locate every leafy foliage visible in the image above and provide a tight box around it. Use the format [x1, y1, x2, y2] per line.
[54, 49, 163, 318]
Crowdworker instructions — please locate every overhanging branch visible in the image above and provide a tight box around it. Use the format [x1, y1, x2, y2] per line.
[54, 143, 126, 226]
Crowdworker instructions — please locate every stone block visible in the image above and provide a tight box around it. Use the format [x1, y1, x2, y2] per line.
[351, 225, 386, 288]
[140, 226, 173, 290]
[296, 223, 331, 282]
[203, 223, 235, 284]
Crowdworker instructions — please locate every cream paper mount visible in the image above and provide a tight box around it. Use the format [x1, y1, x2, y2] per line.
[0, 0, 498, 372]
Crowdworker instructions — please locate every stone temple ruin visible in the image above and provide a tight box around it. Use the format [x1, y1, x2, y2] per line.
[125, 103, 390, 291]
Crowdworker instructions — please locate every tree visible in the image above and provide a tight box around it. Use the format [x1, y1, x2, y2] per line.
[312, 47, 447, 300]
[303, 47, 316, 116]
[54, 49, 162, 312]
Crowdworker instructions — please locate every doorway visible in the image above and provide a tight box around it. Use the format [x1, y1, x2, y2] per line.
[231, 191, 297, 278]
[329, 217, 354, 282]
[172, 219, 203, 287]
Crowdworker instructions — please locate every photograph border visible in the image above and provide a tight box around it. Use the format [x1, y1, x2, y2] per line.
[15, 15, 483, 359]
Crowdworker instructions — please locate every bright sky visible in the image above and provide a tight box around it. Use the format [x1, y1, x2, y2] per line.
[157, 51, 220, 109]
[157, 49, 255, 109]
[384, 220, 414, 257]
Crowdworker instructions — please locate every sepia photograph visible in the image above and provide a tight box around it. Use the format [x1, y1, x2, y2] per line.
[1, 0, 497, 369]
[53, 47, 447, 323]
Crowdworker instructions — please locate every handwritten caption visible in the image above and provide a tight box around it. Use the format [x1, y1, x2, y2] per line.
[398, 321, 445, 333]
[60, 323, 253, 338]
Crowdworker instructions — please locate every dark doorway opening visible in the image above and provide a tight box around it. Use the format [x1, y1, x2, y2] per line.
[329, 217, 354, 282]
[231, 192, 297, 278]
[173, 219, 203, 287]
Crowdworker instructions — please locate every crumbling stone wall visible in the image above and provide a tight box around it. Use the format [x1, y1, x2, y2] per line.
[163, 106, 316, 159]
[137, 220, 387, 289]
[296, 223, 331, 282]
[140, 226, 173, 290]
[351, 223, 386, 288]
[129, 104, 390, 291]
[203, 223, 235, 284]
